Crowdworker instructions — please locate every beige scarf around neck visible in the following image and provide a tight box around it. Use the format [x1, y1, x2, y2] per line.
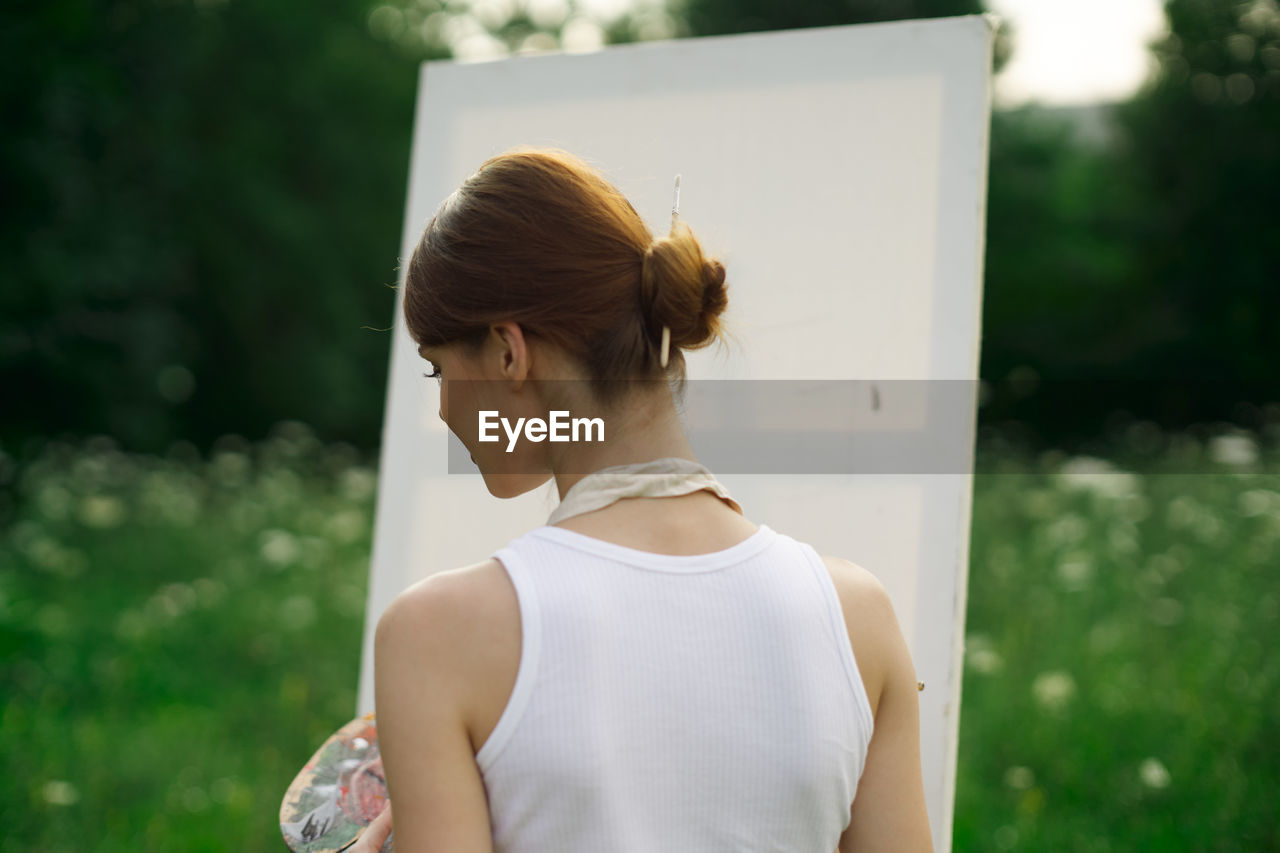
[547, 456, 743, 525]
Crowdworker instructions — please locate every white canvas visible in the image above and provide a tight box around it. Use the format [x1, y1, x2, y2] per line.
[359, 15, 994, 851]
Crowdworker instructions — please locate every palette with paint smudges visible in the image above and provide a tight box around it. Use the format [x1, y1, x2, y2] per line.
[280, 713, 394, 853]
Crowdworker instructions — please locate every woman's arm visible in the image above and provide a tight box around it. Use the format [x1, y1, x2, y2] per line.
[824, 556, 934, 853]
[370, 569, 498, 853]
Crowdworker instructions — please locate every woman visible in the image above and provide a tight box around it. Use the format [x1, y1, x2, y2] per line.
[357, 148, 932, 852]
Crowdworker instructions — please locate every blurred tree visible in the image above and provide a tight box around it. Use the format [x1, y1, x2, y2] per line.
[1116, 0, 1280, 390]
[982, 110, 1138, 377]
[976, 105, 1157, 444]
[7, 0, 1274, 457]
[1, 1, 443, 454]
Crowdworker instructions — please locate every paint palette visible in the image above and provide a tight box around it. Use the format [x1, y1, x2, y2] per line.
[280, 713, 394, 853]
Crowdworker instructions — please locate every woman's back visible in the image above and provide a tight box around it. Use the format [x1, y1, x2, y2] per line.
[477, 497, 874, 852]
[369, 148, 932, 852]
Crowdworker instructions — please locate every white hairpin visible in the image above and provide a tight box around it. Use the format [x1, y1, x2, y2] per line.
[669, 174, 681, 236]
[660, 174, 681, 369]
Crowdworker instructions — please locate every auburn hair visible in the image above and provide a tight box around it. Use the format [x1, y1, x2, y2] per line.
[402, 147, 730, 407]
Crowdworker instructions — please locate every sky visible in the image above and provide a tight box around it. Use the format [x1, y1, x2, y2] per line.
[987, 0, 1169, 106]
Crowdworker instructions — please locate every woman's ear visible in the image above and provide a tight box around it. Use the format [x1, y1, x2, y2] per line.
[487, 322, 531, 389]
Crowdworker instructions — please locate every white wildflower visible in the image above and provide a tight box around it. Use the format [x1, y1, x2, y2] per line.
[1208, 432, 1258, 467]
[280, 594, 317, 631]
[1238, 489, 1280, 518]
[260, 529, 300, 567]
[1004, 766, 1035, 790]
[78, 494, 126, 529]
[43, 780, 80, 806]
[340, 467, 377, 502]
[1056, 456, 1140, 499]
[1057, 553, 1094, 590]
[1032, 670, 1076, 710]
[1140, 757, 1171, 789]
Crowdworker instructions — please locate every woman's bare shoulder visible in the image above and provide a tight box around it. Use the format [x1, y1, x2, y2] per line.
[375, 558, 520, 753]
[817, 555, 904, 718]
[383, 558, 512, 622]
[377, 557, 518, 667]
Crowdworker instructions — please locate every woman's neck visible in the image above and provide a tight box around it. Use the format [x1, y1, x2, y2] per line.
[545, 390, 700, 502]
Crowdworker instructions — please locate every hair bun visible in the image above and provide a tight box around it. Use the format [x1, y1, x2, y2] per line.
[700, 256, 728, 330]
[640, 223, 729, 357]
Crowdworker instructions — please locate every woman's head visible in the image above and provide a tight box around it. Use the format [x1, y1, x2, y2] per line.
[402, 148, 731, 495]
[403, 147, 729, 405]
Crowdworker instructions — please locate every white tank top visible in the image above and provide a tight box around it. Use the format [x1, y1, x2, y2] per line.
[479, 521, 875, 852]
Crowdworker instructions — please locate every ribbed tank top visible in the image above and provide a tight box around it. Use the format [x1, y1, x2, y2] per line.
[480, 522, 875, 852]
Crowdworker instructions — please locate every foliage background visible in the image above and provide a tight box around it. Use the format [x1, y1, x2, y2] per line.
[5, 0, 1279, 457]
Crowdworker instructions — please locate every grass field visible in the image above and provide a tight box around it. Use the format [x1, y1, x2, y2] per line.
[2, 422, 1277, 851]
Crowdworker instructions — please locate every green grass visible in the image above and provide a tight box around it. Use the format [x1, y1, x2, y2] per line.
[0, 425, 376, 852]
[1, 424, 1277, 851]
[955, 435, 1280, 851]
